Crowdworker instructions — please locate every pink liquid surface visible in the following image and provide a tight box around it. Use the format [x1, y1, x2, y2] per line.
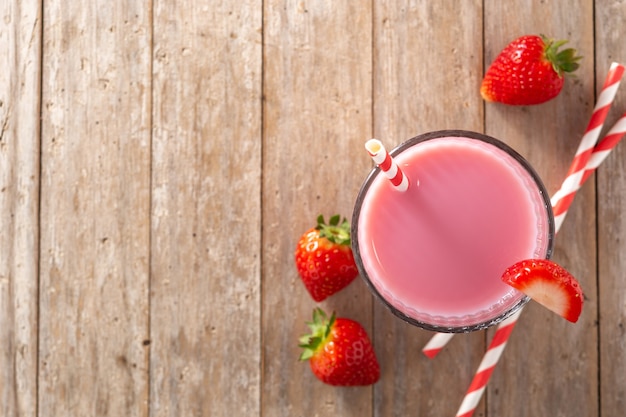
[356, 135, 552, 329]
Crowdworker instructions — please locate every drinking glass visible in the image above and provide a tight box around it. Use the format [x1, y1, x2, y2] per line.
[352, 130, 555, 332]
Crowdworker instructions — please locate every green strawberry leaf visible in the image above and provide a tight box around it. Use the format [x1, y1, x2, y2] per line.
[316, 214, 351, 246]
[299, 308, 335, 361]
[541, 34, 582, 76]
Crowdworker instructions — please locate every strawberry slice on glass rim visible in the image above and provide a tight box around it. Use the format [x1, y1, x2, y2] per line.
[501, 259, 584, 323]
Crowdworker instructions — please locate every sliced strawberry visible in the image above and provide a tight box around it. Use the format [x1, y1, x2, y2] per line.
[501, 259, 584, 323]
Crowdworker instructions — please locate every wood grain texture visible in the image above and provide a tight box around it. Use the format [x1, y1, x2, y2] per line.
[0, 1, 41, 416]
[3, 1, 626, 416]
[39, 0, 152, 415]
[483, 1, 599, 416]
[596, 1, 626, 414]
[150, 1, 262, 416]
[262, 1, 374, 416]
[373, 1, 487, 416]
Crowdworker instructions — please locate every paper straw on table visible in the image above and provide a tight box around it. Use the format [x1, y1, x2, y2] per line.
[423, 62, 626, 360]
[563, 62, 625, 178]
[365, 139, 409, 191]
[552, 112, 626, 226]
[455, 71, 626, 417]
[423, 331, 455, 358]
[552, 63, 625, 230]
[422, 333, 455, 359]
[581, 113, 626, 181]
[456, 312, 520, 417]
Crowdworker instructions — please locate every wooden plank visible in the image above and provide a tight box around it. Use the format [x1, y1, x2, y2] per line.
[483, 1, 598, 416]
[0, 1, 41, 416]
[262, 1, 374, 416]
[5, 0, 619, 415]
[373, 1, 486, 416]
[149, 1, 262, 416]
[38, 1, 152, 415]
[595, 1, 626, 414]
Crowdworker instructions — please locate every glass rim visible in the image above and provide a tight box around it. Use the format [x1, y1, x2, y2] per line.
[351, 130, 555, 333]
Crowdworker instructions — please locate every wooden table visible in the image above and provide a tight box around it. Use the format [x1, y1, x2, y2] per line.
[2, 1, 625, 416]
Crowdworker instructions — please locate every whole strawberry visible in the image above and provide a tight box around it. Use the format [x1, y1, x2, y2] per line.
[481, 35, 581, 105]
[294, 214, 358, 302]
[299, 308, 380, 386]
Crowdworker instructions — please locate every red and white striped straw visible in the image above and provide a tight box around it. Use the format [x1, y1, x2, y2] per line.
[552, 62, 625, 230]
[422, 333, 454, 359]
[423, 62, 626, 360]
[581, 113, 626, 181]
[455, 65, 625, 417]
[564, 62, 625, 178]
[456, 312, 520, 417]
[365, 139, 409, 191]
[552, 111, 626, 228]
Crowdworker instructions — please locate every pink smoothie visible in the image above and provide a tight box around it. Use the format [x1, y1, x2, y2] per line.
[354, 133, 553, 331]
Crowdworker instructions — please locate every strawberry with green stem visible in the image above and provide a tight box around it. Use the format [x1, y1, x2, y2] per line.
[294, 214, 358, 302]
[481, 34, 582, 105]
[299, 308, 380, 386]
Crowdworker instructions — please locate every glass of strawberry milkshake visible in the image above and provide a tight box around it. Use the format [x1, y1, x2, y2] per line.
[352, 130, 555, 332]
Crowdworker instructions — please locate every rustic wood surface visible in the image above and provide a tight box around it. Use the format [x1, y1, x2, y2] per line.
[2, 1, 625, 416]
